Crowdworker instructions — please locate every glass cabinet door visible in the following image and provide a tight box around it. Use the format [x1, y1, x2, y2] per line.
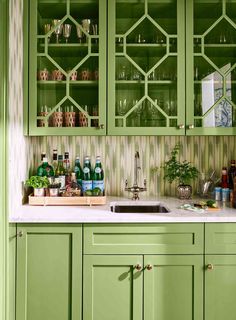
[28, 0, 106, 135]
[107, 0, 185, 135]
[186, 0, 236, 135]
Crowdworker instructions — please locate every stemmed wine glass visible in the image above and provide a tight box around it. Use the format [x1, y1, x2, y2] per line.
[63, 24, 72, 43]
[76, 25, 83, 43]
[44, 24, 51, 43]
[52, 19, 63, 43]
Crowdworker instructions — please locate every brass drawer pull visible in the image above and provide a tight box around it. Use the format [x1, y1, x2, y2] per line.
[146, 264, 153, 271]
[207, 264, 213, 270]
[135, 264, 142, 271]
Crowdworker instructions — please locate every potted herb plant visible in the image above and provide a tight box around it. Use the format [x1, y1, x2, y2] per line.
[162, 144, 199, 199]
[25, 176, 49, 197]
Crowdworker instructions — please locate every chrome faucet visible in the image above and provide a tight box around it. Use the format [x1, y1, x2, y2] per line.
[125, 151, 147, 200]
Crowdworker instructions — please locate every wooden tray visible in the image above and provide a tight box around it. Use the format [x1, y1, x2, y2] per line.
[28, 194, 106, 206]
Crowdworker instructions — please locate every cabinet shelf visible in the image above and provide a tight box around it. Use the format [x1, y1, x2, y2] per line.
[39, 43, 99, 56]
[37, 80, 98, 87]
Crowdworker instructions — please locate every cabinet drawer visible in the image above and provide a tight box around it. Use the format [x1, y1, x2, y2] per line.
[84, 224, 204, 254]
[205, 223, 236, 254]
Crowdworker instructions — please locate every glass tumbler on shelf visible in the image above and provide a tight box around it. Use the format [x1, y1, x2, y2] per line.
[64, 105, 76, 127]
[52, 106, 63, 127]
[79, 105, 89, 127]
[38, 105, 49, 127]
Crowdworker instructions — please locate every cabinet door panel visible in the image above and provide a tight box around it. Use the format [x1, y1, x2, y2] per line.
[83, 255, 143, 320]
[16, 225, 82, 320]
[108, 0, 186, 135]
[186, 0, 236, 135]
[205, 255, 236, 320]
[144, 255, 203, 320]
[27, 0, 106, 135]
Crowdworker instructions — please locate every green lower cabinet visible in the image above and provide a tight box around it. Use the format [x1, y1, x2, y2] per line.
[83, 255, 143, 320]
[16, 224, 82, 320]
[144, 255, 203, 320]
[205, 255, 236, 320]
[83, 254, 203, 320]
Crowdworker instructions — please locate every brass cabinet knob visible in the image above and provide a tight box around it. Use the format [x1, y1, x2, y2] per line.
[99, 124, 105, 130]
[178, 124, 185, 129]
[207, 264, 214, 270]
[17, 231, 23, 237]
[188, 124, 194, 129]
[146, 264, 153, 271]
[135, 264, 142, 271]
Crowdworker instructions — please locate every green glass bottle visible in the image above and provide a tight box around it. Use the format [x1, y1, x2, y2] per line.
[55, 155, 66, 190]
[82, 156, 93, 193]
[92, 156, 104, 193]
[74, 156, 83, 187]
[37, 157, 54, 177]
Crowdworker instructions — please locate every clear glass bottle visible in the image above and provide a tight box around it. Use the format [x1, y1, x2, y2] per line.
[64, 152, 71, 187]
[55, 155, 66, 190]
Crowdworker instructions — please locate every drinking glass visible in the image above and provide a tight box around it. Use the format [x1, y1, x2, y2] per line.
[82, 19, 91, 42]
[44, 24, 51, 42]
[52, 19, 63, 43]
[63, 24, 72, 43]
[76, 25, 83, 43]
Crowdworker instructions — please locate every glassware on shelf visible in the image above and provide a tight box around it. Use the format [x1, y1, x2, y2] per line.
[64, 105, 76, 127]
[63, 24, 72, 43]
[79, 105, 89, 127]
[52, 106, 63, 127]
[117, 65, 129, 80]
[52, 19, 63, 43]
[76, 25, 83, 43]
[80, 67, 91, 80]
[38, 68, 49, 81]
[131, 66, 142, 81]
[135, 33, 146, 43]
[38, 105, 50, 127]
[81, 19, 91, 42]
[67, 69, 77, 81]
[44, 24, 51, 43]
[51, 69, 64, 81]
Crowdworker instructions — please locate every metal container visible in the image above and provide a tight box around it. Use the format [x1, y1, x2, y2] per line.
[214, 187, 222, 201]
[49, 188, 59, 197]
[177, 185, 192, 199]
[34, 188, 45, 197]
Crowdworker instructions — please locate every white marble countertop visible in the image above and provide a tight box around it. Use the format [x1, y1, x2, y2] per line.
[9, 196, 236, 223]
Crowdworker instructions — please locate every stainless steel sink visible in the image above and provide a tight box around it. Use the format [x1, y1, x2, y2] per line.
[110, 201, 170, 213]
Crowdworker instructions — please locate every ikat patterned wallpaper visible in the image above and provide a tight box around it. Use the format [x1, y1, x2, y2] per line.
[8, 0, 236, 213]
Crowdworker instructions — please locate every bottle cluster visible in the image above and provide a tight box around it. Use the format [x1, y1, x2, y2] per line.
[37, 150, 104, 196]
[214, 160, 236, 202]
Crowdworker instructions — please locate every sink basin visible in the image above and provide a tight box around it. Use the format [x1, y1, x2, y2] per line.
[110, 201, 170, 213]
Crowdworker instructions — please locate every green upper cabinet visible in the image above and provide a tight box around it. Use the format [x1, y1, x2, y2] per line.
[24, 0, 236, 136]
[107, 0, 186, 135]
[186, 0, 236, 135]
[26, 0, 106, 135]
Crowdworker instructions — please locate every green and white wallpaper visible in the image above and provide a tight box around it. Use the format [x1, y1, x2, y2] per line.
[8, 0, 236, 213]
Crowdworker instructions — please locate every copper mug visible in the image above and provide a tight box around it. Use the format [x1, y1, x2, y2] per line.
[52, 69, 64, 81]
[38, 68, 49, 81]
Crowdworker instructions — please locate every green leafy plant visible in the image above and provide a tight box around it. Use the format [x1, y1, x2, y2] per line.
[162, 144, 199, 185]
[25, 176, 49, 189]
